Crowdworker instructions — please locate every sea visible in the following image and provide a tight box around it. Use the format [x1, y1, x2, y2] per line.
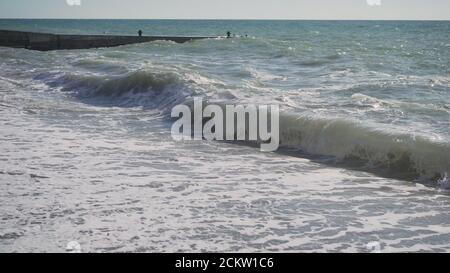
[0, 19, 449, 252]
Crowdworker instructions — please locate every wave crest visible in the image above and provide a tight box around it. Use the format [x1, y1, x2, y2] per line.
[53, 69, 193, 109]
[279, 113, 450, 181]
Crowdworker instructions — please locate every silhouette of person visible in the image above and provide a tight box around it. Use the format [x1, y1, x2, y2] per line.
[138, 30, 143, 37]
[227, 31, 231, 38]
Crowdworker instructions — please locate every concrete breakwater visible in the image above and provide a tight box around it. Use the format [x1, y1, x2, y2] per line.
[0, 29, 212, 51]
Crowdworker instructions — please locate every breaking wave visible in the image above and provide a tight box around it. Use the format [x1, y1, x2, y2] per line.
[37, 69, 450, 184]
[46, 69, 195, 110]
[279, 113, 450, 182]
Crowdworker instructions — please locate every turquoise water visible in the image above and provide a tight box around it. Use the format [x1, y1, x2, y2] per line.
[1, 20, 450, 252]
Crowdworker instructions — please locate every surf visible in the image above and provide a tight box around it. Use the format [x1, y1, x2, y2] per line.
[278, 113, 450, 183]
[34, 67, 450, 185]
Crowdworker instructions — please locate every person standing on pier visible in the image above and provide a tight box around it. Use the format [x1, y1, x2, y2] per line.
[138, 30, 143, 37]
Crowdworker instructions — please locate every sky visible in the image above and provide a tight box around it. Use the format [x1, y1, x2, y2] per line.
[0, 0, 448, 20]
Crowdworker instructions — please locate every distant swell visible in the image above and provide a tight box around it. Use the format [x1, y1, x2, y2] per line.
[279, 113, 450, 183]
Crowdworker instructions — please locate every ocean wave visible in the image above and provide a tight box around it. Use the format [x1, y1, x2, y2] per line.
[34, 67, 449, 183]
[279, 113, 450, 182]
[170, 97, 449, 183]
[49, 69, 194, 109]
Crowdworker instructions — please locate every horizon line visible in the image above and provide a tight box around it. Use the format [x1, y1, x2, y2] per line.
[0, 18, 449, 21]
